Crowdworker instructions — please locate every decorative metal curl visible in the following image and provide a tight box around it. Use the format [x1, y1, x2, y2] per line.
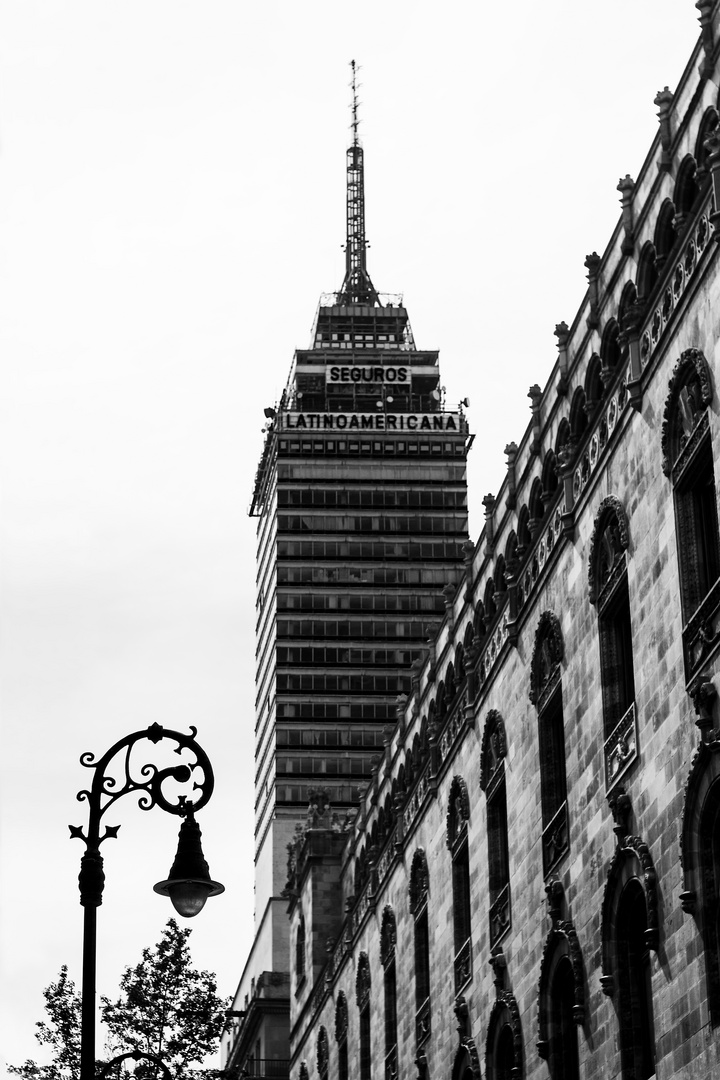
[70, 724, 214, 851]
[97, 1050, 173, 1079]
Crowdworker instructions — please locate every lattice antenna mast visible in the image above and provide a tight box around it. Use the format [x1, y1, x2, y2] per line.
[337, 60, 379, 306]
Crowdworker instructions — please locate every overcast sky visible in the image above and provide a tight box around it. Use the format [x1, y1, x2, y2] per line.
[0, 1, 702, 1071]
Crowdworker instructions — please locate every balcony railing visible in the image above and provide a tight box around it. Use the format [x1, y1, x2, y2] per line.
[489, 883, 511, 947]
[415, 996, 431, 1046]
[453, 936, 472, 994]
[240, 1060, 290, 1080]
[542, 801, 569, 877]
[384, 1044, 398, 1080]
[604, 701, 638, 791]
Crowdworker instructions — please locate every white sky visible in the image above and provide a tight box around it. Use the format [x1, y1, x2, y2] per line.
[0, 1, 701, 1071]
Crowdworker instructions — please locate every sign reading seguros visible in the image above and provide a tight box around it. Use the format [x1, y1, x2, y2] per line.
[326, 365, 410, 384]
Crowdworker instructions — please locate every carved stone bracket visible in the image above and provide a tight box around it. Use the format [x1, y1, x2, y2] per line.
[691, 678, 717, 736]
[617, 175, 636, 253]
[654, 88, 674, 171]
[585, 252, 601, 329]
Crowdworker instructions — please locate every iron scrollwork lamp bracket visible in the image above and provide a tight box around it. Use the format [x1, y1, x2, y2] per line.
[69, 723, 223, 1080]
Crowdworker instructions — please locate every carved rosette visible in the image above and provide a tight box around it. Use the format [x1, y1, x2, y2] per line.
[587, 495, 630, 605]
[529, 612, 564, 705]
[446, 775, 471, 849]
[479, 710, 508, 792]
[334, 990, 348, 1044]
[661, 347, 713, 476]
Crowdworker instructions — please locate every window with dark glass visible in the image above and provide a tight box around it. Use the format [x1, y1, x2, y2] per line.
[530, 613, 568, 877]
[381, 908, 398, 1080]
[335, 992, 349, 1080]
[550, 956, 580, 1080]
[662, 349, 720, 682]
[295, 915, 306, 989]
[480, 710, 510, 947]
[447, 775, 472, 992]
[409, 849, 431, 1045]
[356, 953, 372, 1080]
[617, 881, 656, 1079]
[589, 498, 637, 789]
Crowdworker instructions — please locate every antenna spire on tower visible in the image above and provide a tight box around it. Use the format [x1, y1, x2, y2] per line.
[337, 60, 379, 307]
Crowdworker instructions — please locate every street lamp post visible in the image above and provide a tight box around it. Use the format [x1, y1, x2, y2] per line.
[70, 722, 224, 1080]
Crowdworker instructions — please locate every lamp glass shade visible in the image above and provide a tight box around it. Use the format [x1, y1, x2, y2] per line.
[153, 809, 224, 918]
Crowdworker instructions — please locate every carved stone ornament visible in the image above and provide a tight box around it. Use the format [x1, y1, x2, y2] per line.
[334, 990, 348, 1044]
[380, 905, 397, 967]
[454, 993, 470, 1037]
[600, 833, 659, 991]
[446, 775, 471, 849]
[680, 735, 720, 911]
[451, 1037, 481, 1080]
[485, 993, 523, 1080]
[587, 496, 631, 605]
[355, 951, 371, 1009]
[316, 1027, 329, 1078]
[409, 847, 430, 916]
[529, 612, 564, 705]
[691, 679, 717, 733]
[661, 348, 713, 476]
[479, 710, 508, 792]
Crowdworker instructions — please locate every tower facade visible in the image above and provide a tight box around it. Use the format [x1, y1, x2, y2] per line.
[224, 95, 470, 1077]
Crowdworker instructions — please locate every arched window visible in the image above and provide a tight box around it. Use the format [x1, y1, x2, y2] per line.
[296, 914, 306, 988]
[517, 506, 532, 556]
[601, 829, 658, 1080]
[480, 710, 511, 947]
[447, 775, 472, 992]
[485, 995, 523, 1080]
[356, 953, 372, 1080]
[588, 497, 636, 789]
[538, 884, 584, 1080]
[600, 319, 622, 388]
[317, 1027, 329, 1080]
[530, 613, 568, 877]
[380, 907, 398, 1079]
[335, 991, 349, 1080]
[636, 241, 659, 304]
[569, 388, 588, 444]
[409, 848, 431, 1046]
[695, 107, 719, 182]
[654, 199, 677, 271]
[680, 739, 720, 1026]
[674, 154, 700, 230]
[529, 478, 545, 536]
[452, 1039, 482, 1080]
[661, 348, 719, 683]
[585, 353, 603, 412]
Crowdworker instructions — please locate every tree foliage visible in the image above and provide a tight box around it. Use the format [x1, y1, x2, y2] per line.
[9, 920, 229, 1079]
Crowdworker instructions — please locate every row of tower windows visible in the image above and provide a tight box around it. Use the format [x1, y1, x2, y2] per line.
[278, 513, 467, 535]
[277, 620, 428, 641]
[278, 439, 464, 457]
[277, 647, 416, 668]
[277, 673, 412, 696]
[278, 539, 461, 561]
[278, 565, 453, 587]
[277, 702, 394, 722]
[277, 488, 467, 508]
[278, 593, 443, 613]
[276, 727, 387, 748]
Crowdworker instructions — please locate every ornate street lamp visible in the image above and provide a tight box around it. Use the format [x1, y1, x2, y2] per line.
[69, 723, 224, 1080]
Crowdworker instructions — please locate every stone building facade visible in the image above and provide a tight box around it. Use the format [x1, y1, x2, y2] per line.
[285, 6, 720, 1079]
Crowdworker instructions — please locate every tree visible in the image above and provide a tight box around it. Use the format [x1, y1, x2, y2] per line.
[9, 920, 229, 1079]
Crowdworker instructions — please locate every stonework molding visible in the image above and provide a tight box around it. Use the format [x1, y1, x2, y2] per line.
[355, 952, 371, 1010]
[661, 347, 713, 476]
[409, 847, 429, 915]
[600, 834, 659, 993]
[480, 709, 508, 792]
[316, 1026, 329, 1079]
[485, 992, 523, 1080]
[680, 735, 720, 878]
[529, 611, 564, 705]
[334, 990, 348, 1044]
[446, 775, 471, 849]
[587, 496, 631, 605]
[452, 1036, 482, 1080]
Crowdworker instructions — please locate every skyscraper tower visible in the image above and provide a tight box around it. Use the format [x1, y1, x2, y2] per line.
[224, 66, 470, 1075]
